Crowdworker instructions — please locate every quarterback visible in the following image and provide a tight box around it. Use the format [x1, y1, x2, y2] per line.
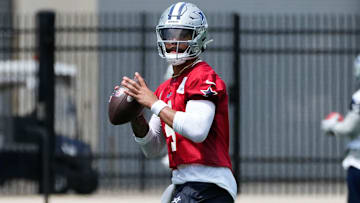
[321, 55, 360, 203]
[121, 2, 237, 202]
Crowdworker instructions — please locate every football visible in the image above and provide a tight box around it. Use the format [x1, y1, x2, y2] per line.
[108, 85, 144, 125]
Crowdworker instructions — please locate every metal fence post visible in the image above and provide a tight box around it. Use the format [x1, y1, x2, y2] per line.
[36, 10, 55, 201]
[140, 12, 146, 192]
[232, 13, 241, 194]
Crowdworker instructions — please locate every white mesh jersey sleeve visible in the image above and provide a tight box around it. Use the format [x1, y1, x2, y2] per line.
[332, 112, 360, 137]
[134, 114, 166, 158]
[173, 100, 215, 143]
[332, 90, 360, 137]
[134, 100, 215, 155]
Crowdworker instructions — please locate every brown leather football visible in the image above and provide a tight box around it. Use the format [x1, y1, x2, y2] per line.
[108, 86, 144, 125]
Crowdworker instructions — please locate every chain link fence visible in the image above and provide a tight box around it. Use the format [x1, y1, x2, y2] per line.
[0, 12, 359, 196]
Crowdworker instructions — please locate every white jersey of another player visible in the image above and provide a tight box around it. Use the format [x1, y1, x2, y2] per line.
[321, 55, 360, 170]
[326, 90, 360, 141]
[322, 89, 360, 170]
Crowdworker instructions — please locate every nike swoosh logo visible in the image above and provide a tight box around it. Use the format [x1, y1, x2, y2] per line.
[205, 80, 216, 85]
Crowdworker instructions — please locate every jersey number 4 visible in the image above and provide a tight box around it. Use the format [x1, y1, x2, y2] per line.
[164, 100, 177, 152]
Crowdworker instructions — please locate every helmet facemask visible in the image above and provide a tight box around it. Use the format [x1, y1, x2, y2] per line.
[157, 27, 204, 65]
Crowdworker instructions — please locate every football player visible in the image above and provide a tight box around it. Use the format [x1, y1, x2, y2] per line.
[121, 2, 237, 202]
[321, 55, 360, 203]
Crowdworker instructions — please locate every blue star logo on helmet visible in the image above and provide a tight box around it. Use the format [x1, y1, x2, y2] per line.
[196, 11, 205, 24]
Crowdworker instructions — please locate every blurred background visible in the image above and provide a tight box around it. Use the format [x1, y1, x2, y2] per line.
[0, 0, 359, 202]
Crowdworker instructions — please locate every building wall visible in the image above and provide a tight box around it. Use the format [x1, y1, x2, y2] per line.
[13, 0, 96, 14]
[0, 0, 11, 13]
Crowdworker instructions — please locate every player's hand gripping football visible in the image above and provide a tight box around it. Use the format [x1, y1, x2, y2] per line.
[121, 72, 158, 109]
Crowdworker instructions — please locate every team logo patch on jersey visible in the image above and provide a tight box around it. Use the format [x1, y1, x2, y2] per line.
[200, 86, 218, 97]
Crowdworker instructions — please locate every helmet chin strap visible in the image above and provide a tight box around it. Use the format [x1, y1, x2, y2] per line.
[165, 51, 188, 65]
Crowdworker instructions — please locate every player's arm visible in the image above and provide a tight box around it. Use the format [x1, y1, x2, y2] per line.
[153, 99, 215, 143]
[322, 93, 360, 136]
[330, 112, 360, 136]
[131, 114, 166, 158]
[122, 72, 215, 143]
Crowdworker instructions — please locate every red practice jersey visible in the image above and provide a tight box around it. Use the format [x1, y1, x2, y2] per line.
[154, 61, 232, 170]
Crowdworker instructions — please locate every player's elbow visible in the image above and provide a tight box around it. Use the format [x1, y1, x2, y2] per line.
[190, 132, 207, 143]
[173, 110, 213, 143]
[138, 140, 165, 159]
[142, 149, 161, 158]
[182, 123, 210, 143]
[143, 152, 156, 158]
[333, 127, 355, 137]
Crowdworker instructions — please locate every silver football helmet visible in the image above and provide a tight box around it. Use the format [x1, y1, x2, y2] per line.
[156, 2, 212, 65]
